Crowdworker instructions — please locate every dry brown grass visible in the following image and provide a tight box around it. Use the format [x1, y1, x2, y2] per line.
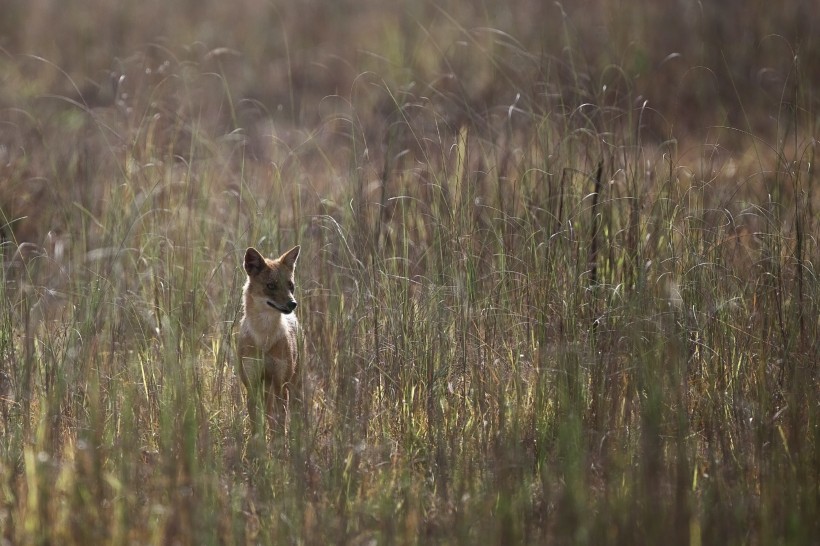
[1, 1, 818, 544]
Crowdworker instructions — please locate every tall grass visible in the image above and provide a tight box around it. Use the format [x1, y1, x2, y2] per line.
[1, 1, 818, 544]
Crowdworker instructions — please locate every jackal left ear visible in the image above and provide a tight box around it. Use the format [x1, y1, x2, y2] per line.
[244, 247, 266, 275]
[280, 245, 300, 269]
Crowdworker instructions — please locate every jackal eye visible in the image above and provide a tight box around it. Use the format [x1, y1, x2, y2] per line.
[266, 282, 277, 291]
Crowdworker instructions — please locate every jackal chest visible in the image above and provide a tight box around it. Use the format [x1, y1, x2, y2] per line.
[239, 315, 296, 381]
[239, 306, 298, 355]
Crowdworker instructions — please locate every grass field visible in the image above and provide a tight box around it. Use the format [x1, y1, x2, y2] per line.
[1, 1, 818, 544]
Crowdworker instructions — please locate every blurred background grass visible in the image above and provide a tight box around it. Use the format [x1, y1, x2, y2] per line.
[1, 1, 818, 544]
[2, 0, 816, 244]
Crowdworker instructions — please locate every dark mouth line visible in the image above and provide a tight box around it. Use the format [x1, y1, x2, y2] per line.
[266, 300, 293, 314]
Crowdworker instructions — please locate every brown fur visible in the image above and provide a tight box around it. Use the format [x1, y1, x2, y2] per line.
[237, 245, 300, 434]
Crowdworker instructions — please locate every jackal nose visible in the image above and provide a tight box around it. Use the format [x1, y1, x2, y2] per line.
[286, 300, 297, 312]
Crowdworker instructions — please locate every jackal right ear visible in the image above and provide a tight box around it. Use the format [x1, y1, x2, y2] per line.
[279, 245, 300, 270]
[244, 247, 265, 275]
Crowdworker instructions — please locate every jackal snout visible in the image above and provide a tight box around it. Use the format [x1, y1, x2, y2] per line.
[268, 296, 297, 314]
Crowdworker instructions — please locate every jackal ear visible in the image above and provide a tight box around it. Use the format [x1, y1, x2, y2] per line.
[244, 247, 265, 275]
[279, 245, 300, 269]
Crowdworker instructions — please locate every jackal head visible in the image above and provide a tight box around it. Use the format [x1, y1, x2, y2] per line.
[243, 245, 300, 314]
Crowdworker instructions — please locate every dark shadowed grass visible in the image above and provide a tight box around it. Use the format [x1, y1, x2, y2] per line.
[1, 2, 819, 545]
